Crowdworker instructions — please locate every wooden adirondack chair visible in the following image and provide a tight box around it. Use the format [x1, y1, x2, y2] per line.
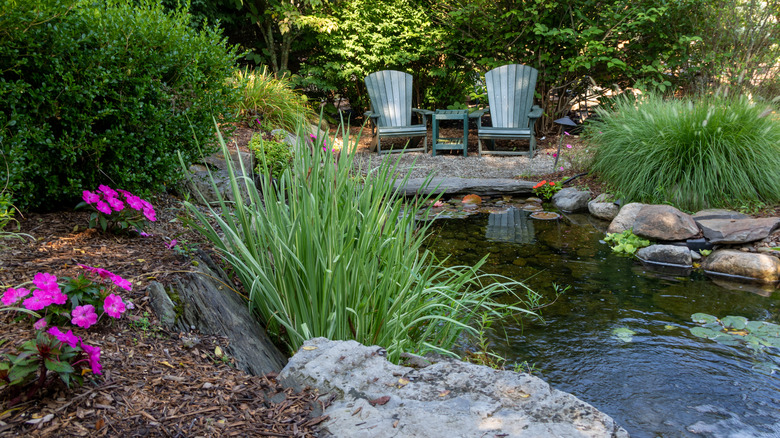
[364, 70, 432, 154]
[475, 64, 543, 157]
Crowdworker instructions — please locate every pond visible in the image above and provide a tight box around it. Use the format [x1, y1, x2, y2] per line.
[423, 207, 780, 438]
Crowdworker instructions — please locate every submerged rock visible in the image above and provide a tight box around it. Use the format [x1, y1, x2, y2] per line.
[702, 250, 780, 283]
[636, 244, 693, 267]
[279, 338, 629, 438]
[632, 205, 699, 241]
[552, 187, 591, 213]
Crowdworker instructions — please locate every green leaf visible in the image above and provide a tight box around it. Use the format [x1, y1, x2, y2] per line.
[690, 326, 720, 339]
[721, 316, 748, 330]
[691, 313, 718, 324]
[45, 359, 74, 374]
[612, 327, 636, 342]
[8, 363, 39, 383]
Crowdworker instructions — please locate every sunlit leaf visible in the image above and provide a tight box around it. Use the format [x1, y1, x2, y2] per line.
[691, 313, 717, 324]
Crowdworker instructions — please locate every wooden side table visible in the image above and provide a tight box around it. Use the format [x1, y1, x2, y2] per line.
[431, 109, 469, 157]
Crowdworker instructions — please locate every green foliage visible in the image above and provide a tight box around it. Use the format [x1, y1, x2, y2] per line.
[0, 0, 239, 211]
[248, 132, 293, 180]
[603, 230, 651, 255]
[230, 67, 314, 132]
[182, 121, 540, 362]
[531, 180, 562, 200]
[585, 93, 780, 211]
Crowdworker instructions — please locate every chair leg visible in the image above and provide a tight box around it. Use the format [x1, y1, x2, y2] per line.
[529, 134, 536, 158]
[377, 135, 382, 154]
[477, 138, 483, 156]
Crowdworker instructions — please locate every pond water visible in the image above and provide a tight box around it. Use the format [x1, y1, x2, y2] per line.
[423, 208, 780, 438]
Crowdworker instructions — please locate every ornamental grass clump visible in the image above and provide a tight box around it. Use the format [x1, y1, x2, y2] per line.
[231, 67, 314, 132]
[182, 121, 540, 363]
[584, 93, 780, 211]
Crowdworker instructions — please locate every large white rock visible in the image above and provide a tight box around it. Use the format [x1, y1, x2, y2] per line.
[552, 188, 591, 213]
[606, 203, 646, 234]
[632, 205, 699, 241]
[280, 338, 629, 438]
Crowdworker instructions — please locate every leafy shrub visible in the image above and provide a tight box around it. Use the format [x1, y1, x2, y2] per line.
[182, 123, 540, 362]
[230, 67, 314, 133]
[247, 133, 293, 180]
[585, 93, 780, 211]
[0, 0, 239, 211]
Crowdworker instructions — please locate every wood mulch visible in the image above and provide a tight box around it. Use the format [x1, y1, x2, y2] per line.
[0, 190, 328, 436]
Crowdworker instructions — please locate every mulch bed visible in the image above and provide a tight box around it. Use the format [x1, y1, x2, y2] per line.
[0, 192, 328, 437]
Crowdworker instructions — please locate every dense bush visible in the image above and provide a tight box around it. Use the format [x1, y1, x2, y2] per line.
[182, 123, 540, 361]
[247, 132, 293, 180]
[585, 94, 780, 211]
[0, 0, 239, 211]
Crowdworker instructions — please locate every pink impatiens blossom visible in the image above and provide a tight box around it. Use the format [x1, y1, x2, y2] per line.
[106, 197, 124, 212]
[143, 207, 156, 222]
[72, 304, 98, 329]
[48, 327, 81, 349]
[2, 287, 30, 306]
[125, 195, 144, 211]
[98, 185, 118, 198]
[82, 190, 100, 204]
[80, 343, 102, 375]
[103, 294, 126, 318]
[166, 239, 178, 250]
[33, 318, 48, 330]
[47, 289, 68, 306]
[23, 290, 53, 311]
[109, 274, 132, 292]
[566, 144, 572, 149]
[33, 272, 59, 293]
[95, 200, 112, 215]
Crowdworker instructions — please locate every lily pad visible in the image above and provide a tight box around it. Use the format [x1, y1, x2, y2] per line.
[712, 334, 741, 346]
[521, 204, 543, 212]
[691, 313, 718, 324]
[462, 194, 482, 205]
[721, 316, 748, 330]
[690, 326, 721, 339]
[612, 327, 636, 343]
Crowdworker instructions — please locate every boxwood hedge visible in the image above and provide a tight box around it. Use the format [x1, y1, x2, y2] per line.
[0, 0, 240, 210]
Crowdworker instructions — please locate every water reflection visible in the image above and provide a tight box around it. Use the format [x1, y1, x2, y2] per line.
[425, 212, 780, 438]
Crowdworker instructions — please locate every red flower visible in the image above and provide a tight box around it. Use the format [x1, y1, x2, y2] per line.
[549, 182, 555, 186]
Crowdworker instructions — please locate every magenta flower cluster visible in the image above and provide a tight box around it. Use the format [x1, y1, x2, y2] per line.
[82, 184, 156, 222]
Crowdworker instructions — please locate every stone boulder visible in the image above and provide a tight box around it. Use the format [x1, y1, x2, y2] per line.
[182, 149, 256, 206]
[695, 217, 780, 244]
[279, 338, 629, 438]
[636, 244, 693, 267]
[692, 209, 750, 221]
[606, 203, 646, 234]
[702, 250, 780, 283]
[588, 193, 620, 221]
[552, 188, 591, 213]
[632, 205, 700, 241]
[148, 255, 287, 376]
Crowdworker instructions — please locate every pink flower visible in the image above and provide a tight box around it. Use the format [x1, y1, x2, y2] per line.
[33, 272, 59, 293]
[109, 274, 132, 292]
[552, 153, 558, 158]
[106, 197, 124, 212]
[72, 304, 98, 328]
[140, 198, 153, 210]
[82, 190, 100, 204]
[566, 144, 572, 149]
[125, 195, 143, 211]
[166, 239, 178, 250]
[47, 290, 68, 306]
[95, 200, 111, 215]
[2, 287, 30, 306]
[143, 207, 156, 222]
[98, 185, 117, 198]
[81, 343, 102, 375]
[559, 167, 564, 171]
[564, 131, 570, 136]
[137, 230, 151, 237]
[432, 201, 445, 208]
[103, 294, 126, 318]
[33, 318, 48, 330]
[48, 327, 81, 348]
[23, 289, 53, 311]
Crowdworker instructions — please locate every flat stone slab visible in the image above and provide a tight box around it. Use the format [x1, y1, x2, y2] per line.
[696, 217, 780, 244]
[692, 209, 751, 221]
[280, 338, 629, 438]
[393, 177, 536, 197]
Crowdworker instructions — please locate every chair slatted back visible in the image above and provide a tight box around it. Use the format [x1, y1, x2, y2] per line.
[485, 64, 538, 129]
[364, 70, 414, 128]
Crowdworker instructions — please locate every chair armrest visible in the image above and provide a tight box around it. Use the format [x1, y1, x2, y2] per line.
[364, 111, 379, 119]
[470, 107, 489, 118]
[412, 108, 434, 116]
[528, 105, 543, 120]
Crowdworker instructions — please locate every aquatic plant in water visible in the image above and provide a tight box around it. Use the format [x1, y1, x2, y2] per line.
[690, 313, 780, 351]
[603, 230, 651, 255]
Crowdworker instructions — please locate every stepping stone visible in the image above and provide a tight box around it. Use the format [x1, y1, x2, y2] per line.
[696, 217, 780, 244]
